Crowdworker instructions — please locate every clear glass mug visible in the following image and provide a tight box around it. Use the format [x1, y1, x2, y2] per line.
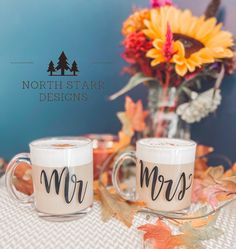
[112, 138, 196, 212]
[5, 137, 93, 221]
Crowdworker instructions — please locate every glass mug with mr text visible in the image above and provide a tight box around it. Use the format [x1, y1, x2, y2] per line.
[5, 137, 93, 221]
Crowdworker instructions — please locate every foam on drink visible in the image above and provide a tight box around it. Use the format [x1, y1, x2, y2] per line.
[30, 137, 92, 167]
[137, 138, 196, 165]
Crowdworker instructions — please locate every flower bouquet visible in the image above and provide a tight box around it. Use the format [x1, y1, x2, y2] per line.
[110, 0, 235, 139]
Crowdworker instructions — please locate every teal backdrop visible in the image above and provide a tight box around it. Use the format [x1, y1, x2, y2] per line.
[0, 0, 236, 163]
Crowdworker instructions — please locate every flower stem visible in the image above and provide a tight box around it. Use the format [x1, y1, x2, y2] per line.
[155, 64, 171, 137]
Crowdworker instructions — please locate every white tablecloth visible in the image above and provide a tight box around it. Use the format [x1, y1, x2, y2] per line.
[0, 178, 236, 249]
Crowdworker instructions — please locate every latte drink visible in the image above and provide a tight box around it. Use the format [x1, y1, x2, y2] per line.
[6, 137, 93, 220]
[136, 138, 196, 211]
[29, 137, 93, 215]
[112, 138, 196, 212]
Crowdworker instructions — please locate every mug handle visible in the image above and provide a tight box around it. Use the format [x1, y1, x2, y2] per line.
[112, 151, 137, 201]
[5, 153, 33, 204]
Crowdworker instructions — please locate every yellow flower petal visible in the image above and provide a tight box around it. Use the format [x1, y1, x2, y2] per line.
[195, 17, 217, 40]
[143, 6, 234, 74]
[151, 57, 165, 66]
[153, 39, 164, 49]
[174, 41, 185, 58]
[175, 63, 188, 76]
[146, 48, 162, 58]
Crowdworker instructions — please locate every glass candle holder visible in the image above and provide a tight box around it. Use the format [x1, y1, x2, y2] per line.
[84, 134, 117, 180]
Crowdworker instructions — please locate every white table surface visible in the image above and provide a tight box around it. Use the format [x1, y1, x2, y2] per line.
[0, 177, 236, 249]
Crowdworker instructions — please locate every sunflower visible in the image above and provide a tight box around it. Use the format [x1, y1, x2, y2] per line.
[144, 6, 234, 76]
[122, 9, 150, 36]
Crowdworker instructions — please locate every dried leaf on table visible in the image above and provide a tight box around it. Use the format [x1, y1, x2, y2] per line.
[180, 222, 222, 242]
[94, 172, 109, 196]
[96, 183, 143, 227]
[138, 220, 184, 249]
[192, 166, 236, 208]
[138, 218, 222, 249]
[169, 206, 218, 228]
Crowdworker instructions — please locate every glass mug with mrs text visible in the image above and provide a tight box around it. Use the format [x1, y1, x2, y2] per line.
[112, 138, 196, 212]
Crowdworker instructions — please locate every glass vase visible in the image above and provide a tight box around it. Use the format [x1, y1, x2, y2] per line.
[147, 84, 190, 139]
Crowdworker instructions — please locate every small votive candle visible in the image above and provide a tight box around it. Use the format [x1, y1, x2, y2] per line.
[85, 134, 117, 180]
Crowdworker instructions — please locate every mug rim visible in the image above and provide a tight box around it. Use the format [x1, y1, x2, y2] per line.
[137, 138, 196, 150]
[29, 136, 92, 151]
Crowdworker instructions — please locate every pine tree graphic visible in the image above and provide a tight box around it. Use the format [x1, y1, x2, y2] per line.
[47, 60, 56, 76]
[56, 51, 70, 76]
[71, 60, 79, 76]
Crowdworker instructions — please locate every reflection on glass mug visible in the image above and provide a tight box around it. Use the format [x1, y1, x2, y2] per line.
[5, 137, 93, 221]
[112, 138, 196, 212]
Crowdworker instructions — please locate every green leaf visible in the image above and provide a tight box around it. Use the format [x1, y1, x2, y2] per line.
[109, 73, 158, 100]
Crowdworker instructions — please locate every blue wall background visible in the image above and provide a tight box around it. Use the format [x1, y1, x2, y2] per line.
[0, 0, 235, 163]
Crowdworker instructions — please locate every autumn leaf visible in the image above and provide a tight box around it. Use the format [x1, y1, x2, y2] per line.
[138, 220, 184, 249]
[224, 163, 236, 177]
[117, 112, 134, 137]
[205, 166, 225, 183]
[117, 96, 148, 137]
[194, 145, 214, 179]
[169, 206, 218, 228]
[138, 218, 222, 249]
[112, 131, 132, 152]
[113, 96, 148, 155]
[194, 158, 209, 179]
[13, 163, 33, 195]
[14, 162, 31, 180]
[196, 145, 214, 157]
[180, 222, 222, 242]
[13, 178, 33, 195]
[192, 166, 236, 208]
[97, 183, 142, 227]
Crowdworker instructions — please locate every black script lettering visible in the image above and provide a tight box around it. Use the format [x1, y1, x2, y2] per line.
[164, 172, 187, 201]
[40, 168, 67, 194]
[139, 160, 193, 202]
[140, 160, 164, 201]
[186, 174, 193, 190]
[71, 175, 88, 204]
[40, 167, 88, 204]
